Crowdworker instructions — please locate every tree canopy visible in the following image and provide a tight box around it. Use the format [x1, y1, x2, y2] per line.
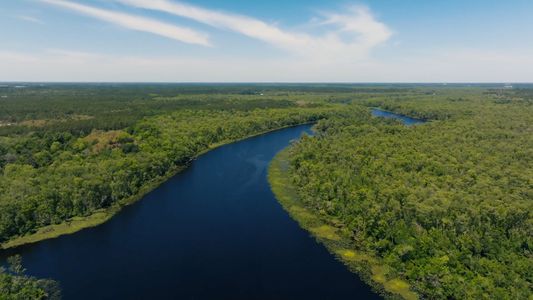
[284, 89, 532, 298]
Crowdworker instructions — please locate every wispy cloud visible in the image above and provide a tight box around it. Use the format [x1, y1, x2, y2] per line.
[320, 6, 392, 51]
[39, 0, 211, 46]
[16, 15, 45, 24]
[116, 0, 392, 61]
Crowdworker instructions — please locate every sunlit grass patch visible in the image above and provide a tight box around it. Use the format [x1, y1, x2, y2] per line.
[310, 225, 341, 241]
[82, 129, 129, 154]
[289, 205, 316, 220]
[336, 249, 371, 262]
[371, 264, 390, 283]
[384, 279, 418, 300]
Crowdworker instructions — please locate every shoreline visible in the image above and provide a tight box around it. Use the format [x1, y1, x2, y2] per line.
[1, 122, 314, 250]
[268, 148, 418, 300]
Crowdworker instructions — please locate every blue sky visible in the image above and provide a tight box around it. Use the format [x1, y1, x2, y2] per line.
[1, 0, 532, 82]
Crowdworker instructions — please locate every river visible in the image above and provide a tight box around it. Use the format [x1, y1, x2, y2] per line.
[3, 110, 422, 299]
[372, 108, 426, 125]
[2, 124, 381, 300]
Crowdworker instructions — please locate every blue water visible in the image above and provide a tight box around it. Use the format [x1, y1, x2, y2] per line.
[2, 125, 381, 300]
[372, 108, 425, 125]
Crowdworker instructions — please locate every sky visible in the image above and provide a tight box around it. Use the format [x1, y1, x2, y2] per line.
[1, 0, 533, 82]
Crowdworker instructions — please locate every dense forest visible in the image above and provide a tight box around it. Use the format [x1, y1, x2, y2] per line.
[1, 84, 531, 299]
[279, 88, 532, 298]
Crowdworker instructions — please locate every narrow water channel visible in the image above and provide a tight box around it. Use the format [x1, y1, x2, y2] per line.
[372, 108, 426, 125]
[2, 124, 381, 300]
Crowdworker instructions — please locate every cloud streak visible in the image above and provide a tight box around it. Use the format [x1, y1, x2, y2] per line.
[39, 0, 210, 46]
[116, 0, 392, 60]
[16, 15, 45, 24]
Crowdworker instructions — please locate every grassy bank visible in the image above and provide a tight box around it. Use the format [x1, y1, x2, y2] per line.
[268, 148, 418, 300]
[0, 165, 182, 250]
[1, 123, 312, 250]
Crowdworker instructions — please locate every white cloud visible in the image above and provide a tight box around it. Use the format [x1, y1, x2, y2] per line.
[320, 6, 392, 51]
[39, 0, 211, 46]
[116, 0, 392, 61]
[16, 15, 45, 24]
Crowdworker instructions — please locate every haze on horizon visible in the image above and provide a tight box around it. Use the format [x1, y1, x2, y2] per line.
[1, 0, 532, 82]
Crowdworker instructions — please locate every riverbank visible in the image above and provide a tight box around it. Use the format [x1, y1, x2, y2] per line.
[1, 122, 314, 250]
[268, 148, 418, 300]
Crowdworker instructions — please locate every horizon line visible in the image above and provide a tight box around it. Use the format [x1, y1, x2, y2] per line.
[0, 81, 530, 85]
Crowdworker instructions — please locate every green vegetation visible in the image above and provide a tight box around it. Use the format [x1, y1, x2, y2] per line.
[273, 88, 532, 299]
[269, 149, 417, 300]
[2, 84, 532, 299]
[0, 255, 60, 300]
[1, 83, 354, 247]
[1, 108, 339, 249]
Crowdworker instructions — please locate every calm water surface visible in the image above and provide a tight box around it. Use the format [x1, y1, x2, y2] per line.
[372, 108, 425, 125]
[3, 124, 382, 300]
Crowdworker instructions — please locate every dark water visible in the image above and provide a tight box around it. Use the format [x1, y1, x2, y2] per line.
[372, 108, 425, 125]
[2, 125, 381, 300]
